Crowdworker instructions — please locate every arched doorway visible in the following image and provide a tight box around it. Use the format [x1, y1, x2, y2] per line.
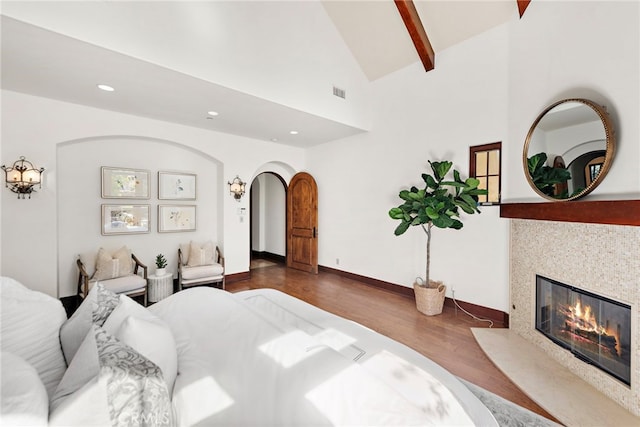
[249, 172, 287, 270]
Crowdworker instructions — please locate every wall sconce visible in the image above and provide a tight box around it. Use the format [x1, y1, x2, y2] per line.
[1, 156, 45, 199]
[228, 175, 246, 201]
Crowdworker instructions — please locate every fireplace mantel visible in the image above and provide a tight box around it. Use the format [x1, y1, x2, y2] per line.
[500, 200, 640, 226]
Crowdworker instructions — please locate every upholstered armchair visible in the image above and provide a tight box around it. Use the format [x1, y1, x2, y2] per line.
[77, 246, 148, 305]
[178, 241, 225, 291]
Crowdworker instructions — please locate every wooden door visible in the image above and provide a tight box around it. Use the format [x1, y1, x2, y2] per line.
[287, 172, 318, 273]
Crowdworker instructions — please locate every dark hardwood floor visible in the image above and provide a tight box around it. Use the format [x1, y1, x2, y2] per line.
[228, 263, 560, 424]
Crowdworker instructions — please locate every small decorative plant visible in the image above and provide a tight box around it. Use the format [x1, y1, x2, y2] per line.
[155, 254, 168, 269]
[388, 160, 487, 288]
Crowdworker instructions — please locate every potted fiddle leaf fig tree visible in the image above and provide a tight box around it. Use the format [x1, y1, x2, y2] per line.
[388, 160, 487, 315]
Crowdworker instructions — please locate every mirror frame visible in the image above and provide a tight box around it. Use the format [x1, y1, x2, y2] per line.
[523, 98, 616, 202]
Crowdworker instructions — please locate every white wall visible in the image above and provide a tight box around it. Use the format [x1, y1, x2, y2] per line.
[263, 174, 286, 257]
[57, 137, 221, 297]
[308, 21, 511, 312]
[250, 173, 286, 257]
[504, 0, 640, 201]
[1, 90, 305, 297]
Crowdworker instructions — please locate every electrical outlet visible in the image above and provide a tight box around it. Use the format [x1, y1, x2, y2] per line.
[336, 258, 340, 265]
[452, 288, 456, 299]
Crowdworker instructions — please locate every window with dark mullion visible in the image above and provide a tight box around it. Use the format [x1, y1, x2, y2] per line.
[469, 142, 501, 205]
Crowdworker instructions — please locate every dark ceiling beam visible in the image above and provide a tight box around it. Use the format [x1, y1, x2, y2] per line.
[394, 0, 435, 72]
[517, 0, 531, 18]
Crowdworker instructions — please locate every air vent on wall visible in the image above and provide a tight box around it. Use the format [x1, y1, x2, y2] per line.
[333, 86, 346, 99]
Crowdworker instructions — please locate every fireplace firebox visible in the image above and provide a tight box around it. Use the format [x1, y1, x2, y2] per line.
[535, 275, 631, 385]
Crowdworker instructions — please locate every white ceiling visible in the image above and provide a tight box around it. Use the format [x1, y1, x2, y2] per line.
[1, 1, 518, 147]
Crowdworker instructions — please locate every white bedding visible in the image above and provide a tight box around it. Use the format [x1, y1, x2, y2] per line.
[150, 287, 498, 426]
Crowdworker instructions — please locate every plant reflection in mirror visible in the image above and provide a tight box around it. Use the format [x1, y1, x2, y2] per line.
[527, 152, 582, 199]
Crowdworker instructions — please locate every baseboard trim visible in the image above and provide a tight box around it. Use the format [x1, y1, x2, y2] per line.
[318, 265, 414, 297]
[319, 265, 508, 326]
[251, 251, 285, 263]
[226, 271, 251, 283]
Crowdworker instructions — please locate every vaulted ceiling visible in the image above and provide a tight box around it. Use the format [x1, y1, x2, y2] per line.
[1, 1, 527, 147]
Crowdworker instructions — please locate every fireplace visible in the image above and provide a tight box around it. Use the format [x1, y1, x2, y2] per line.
[535, 275, 631, 386]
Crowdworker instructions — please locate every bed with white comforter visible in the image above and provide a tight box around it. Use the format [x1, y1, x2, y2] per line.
[1, 276, 498, 426]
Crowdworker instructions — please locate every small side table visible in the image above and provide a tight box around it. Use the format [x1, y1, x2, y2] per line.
[148, 273, 174, 303]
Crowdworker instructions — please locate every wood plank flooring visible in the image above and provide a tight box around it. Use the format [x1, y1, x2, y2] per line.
[227, 263, 560, 424]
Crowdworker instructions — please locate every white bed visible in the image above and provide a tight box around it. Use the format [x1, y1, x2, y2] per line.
[1, 277, 499, 426]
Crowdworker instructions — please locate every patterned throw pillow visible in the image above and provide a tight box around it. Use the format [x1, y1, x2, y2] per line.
[50, 325, 174, 427]
[187, 241, 215, 267]
[93, 282, 121, 326]
[59, 283, 120, 364]
[93, 246, 133, 281]
[96, 327, 174, 427]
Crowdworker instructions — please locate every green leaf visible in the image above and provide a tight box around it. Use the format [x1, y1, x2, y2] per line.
[456, 201, 475, 214]
[440, 180, 467, 188]
[453, 169, 464, 183]
[394, 221, 410, 236]
[465, 177, 480, 189]
[425, 206, 440, 220]
[430, 160, 452, 180]
[423, 174, 437, 189]
[399, 190, 412, 201]
[450, 219, 464, 230]
[388, 207, 404, 219]
[432, 215, 454, 228]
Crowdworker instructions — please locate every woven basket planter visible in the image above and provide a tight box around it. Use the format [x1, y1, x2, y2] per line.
[413, 281, 446, 316]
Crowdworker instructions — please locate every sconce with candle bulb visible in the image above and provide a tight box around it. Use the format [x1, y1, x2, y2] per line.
[1, 156, 45, 199]
[228, 175, 246, 201]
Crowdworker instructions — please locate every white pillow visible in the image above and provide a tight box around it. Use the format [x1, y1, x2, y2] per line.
[0, 351, 49, 426]
[0, 276, 67, 398]
[103, 295, 178, 393]
[92, 246, 133, 281]
[115, 316, 178, 395]
[59, 283, 120, 364]
[50, 325, 174, 427]
[102, 293, 158, 332]
[187, 241, 215, 267]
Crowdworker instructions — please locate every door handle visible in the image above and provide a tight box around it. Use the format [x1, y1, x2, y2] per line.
[313, 227, 317, 238]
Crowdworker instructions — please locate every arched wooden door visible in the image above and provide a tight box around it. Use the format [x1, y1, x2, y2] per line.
[286, 172, 318, 274]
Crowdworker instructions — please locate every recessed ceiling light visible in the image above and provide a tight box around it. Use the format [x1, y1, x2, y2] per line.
[289, 130, 299, 135]
[207, 111, 219, 116]
[97, 84, 115, 92]
[271, 138, 278, 142]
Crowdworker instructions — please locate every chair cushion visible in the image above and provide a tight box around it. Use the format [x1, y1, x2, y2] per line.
[181, 263, 223, 281]
[187, 241, 215, 267]
[92, 246, 133, 281]
[95, 274, 146, 295]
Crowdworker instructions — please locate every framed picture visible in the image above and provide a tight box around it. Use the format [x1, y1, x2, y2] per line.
[101, 167, 150, 199]
[158, 205, 196, 232]
[101, 204, 150, 235]
[158, 171, 197, 200]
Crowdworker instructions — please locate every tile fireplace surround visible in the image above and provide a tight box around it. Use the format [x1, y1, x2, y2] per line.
[510, 219, 639, 415]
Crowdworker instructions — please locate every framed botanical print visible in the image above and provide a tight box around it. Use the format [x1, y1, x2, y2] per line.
[158, 171, 196, 200]
[101, 167, 150, 199]
[101, 204, 150, 235]
[158, 205, 196, 232]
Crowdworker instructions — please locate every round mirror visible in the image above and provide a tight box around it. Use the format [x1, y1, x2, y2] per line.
[523, 98, 615, 201]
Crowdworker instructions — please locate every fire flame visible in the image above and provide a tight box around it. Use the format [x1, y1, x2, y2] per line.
[562, 300, 621, 356]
